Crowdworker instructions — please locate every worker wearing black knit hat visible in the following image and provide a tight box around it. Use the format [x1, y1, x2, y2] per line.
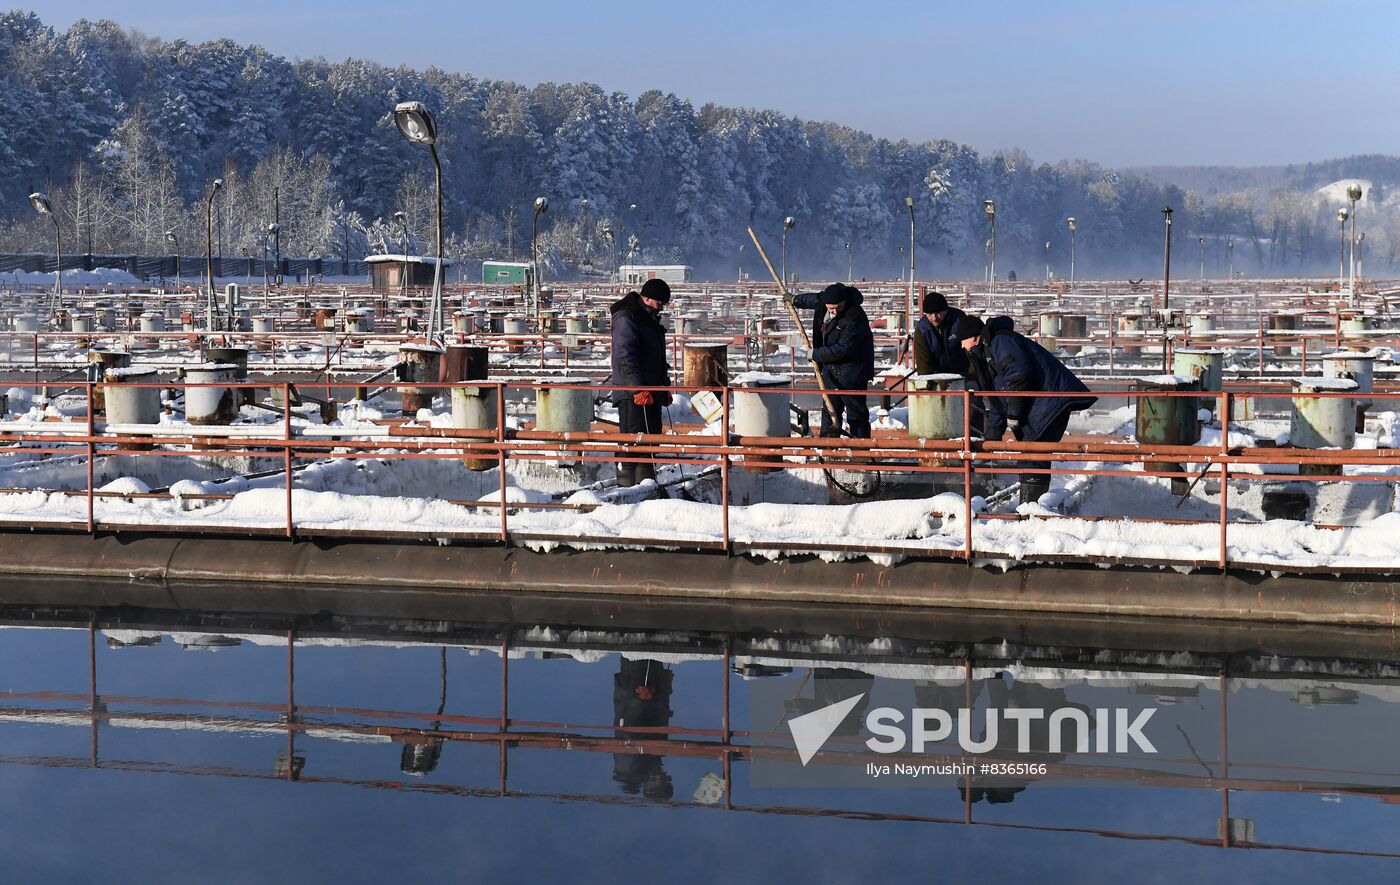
[913, 291, 968, 376]
[610, 279, 674, 486]
[784, 283, 875, 438]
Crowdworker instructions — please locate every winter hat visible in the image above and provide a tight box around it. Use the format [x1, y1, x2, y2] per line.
[953, 315, 985, 341]
[639, 278, 671, 303]
[922, 291, 949, 314]
[819, 283, 850, 305]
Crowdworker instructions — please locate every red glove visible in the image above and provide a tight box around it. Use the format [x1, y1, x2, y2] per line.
[633, 391, 654, 406]
[656, 391, 673, 407]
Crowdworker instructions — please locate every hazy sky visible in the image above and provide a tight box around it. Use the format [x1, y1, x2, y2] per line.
[22, 0, 1400, 167]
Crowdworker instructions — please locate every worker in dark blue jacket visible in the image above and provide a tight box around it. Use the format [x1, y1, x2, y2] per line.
[787, 283, 875, 438]
[912, 291, 968, 376]
[954, 314, 1097, 504]
[610, 278, 673, 486]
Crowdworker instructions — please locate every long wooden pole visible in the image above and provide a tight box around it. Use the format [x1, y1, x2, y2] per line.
[745, 226, 837, 417]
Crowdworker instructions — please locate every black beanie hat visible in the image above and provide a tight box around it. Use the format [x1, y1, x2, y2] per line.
[819, 283, 849, 305]
[639, 278, 671, 303]
[922, 291, 949, 314]
[953, 315, 985, 341]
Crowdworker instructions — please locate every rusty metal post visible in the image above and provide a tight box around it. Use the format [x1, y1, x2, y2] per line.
[963, 388, 973, 562]
[283, 384, 293, 539]
[497, 382, 508, 545]
[85, 381, 94, 533]
[721, 387, 731, 554]
[1256, 316, 1265, 380]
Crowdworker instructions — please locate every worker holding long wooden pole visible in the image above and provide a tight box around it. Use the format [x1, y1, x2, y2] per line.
[746, 227, 875, 439]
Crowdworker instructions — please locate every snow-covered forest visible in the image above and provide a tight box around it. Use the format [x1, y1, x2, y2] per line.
[0, 10, 1395, 280]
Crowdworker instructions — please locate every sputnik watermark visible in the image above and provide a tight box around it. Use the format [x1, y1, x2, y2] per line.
[753, 677, 1162, 789]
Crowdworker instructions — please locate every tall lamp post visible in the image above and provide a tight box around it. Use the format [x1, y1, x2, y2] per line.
[845, 241, 852, 282]
[1198, 235, 1206, 282]
[781, 216, 795, 286]
[982, 200, 996, 299]
[29, 192, 60, 318]
[393, 211, 409, 301]
[266, 223, 279, 296]
[1346, 183, 1362, 299]
[1226, 239, 1234, 281]
[531, 196, 548, 318]
[165, 229, 180, 293]
[1336, 208, 1348, 294]
[206, 178, 223, 331]
[1066, 217, 1076, 295]
[1160, 207, 1173, 372]
[393, 100, 446, 342]
[1044, 240, 1052, 281]
[738, 243, 745, 282]
[601, 225, 615, 284]
[905, 195, 915, 331]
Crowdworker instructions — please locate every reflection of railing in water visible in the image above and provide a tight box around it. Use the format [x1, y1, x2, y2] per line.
[0, 618, 1398, 859]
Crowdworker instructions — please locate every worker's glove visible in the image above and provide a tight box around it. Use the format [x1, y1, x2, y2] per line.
[656, 391, 673, 407]
[633, 391, 655, 406]
[1006, 418, 1022, 434]
[783, 291, 796, 304]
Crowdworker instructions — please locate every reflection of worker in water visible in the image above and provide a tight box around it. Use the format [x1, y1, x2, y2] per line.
[959, 672, 1094, 805]
[785, 668, 876, 741]
[613, 658, 674, 800]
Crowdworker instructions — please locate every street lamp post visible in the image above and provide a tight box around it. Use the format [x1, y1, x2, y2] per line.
[265, 224, 279, 297]
[1044, 240, 1052, 281]
[531, 196, 548, 318]
[206, 178, 223, 331]
[165, 229, 180, 294]
[781, 216, 795, 286]
[601, 225, 615, 284]
[982, 200, 996, 300]
[845, 241, 852, 282]
[1161, 207, 1173, 372]
[898, 245, 905, 282]
[393, 211, 410, 302]
[1346, 183, 1362, 298]
[29, 192, 60, 318]
[1066, 217, 1076, 294]
[1198, 235, 1206, 282]
[1226, 239, 1234, 281]
[393, 100, 446, 342]
[1337, 208, 1348, 294]
[905, 195, 915, 331]
[738, 243, 745, 282]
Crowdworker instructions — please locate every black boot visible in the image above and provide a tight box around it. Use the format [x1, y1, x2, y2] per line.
[616, 463, 637, 487]
[635, 462, 657, 485]
[1020, 476, 1051, 505]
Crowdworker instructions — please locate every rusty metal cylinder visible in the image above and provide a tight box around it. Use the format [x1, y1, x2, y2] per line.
[1172, 348, 1224, 417]
[1321, 351, 1375, 430]
[205, 346, 253, 405]
[1290, 377, 1356, 453]
[103, 366, 162, 426]
[397, 344, 443, 415]
[732, 372, 791, 472]
[1038, 311, 1061, 350]
[683, 343, 729, 390]
[1340, 314, 1371, 342]
[1135, 375, 1201, 487]
[1118, 313, 1145, 359]
[313, 306, 337, 331]
[908, 374, 966, 441]
[449, 349, 496, 471]
[504, 315, 528, 352]
[95, 306, 116, 331]
[1059, 314, 1086, 355]
[1190, 314, 1214, 337]
[1270, 312, 1300, 357]
[343, 308, 374, 334]
[183, 363, 239, 425]
[87, 349, 131, 413]
[534, 377, 594, 432]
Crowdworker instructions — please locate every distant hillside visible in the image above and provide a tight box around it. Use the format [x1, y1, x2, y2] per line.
[1127, 155, 1400, 201]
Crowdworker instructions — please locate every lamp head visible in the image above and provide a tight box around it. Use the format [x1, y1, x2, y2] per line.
[982, 199, 995, 218]
[28, 192, 52, 215]
[783, 216, 795, 230]
[268, 222, 280, 234]
[1338, 207, 1349, 222]
[905, 196, 914, 209]
[393, 101, 437, 145]
[1346, 183, 1363, 202]
[211, 178, 223, 193]
[165, 229, 176, 243]
[393, 211, 406, 225]
[1066, 216, 1076, 231]
[533, 196, 548, 214]
[1199, 236, 1206, 245]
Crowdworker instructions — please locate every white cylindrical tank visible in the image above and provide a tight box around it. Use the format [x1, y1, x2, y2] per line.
[183, 363, 239, 425]
[907, 374, 966, 440]
[103, 367, 162, 425]
[1290, 377, 1357, 450]
[731, 372, 791, 437]
[534, 377, 594, 432]
[450, 383, 499, 471]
